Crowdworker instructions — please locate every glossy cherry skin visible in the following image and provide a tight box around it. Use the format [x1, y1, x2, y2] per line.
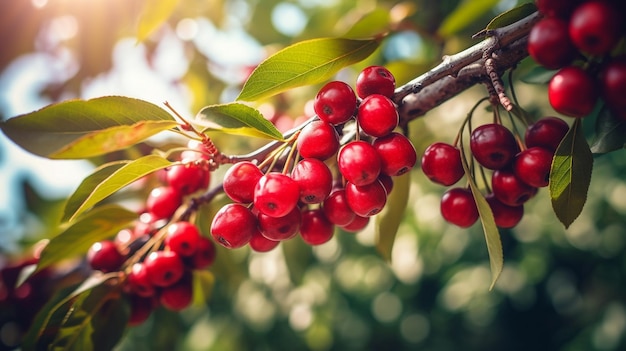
[528, 17, 577, 69]
[440, 187, 479, 228]
[600, 59, 626, 119]
[297, 120, 340, 160]
[210, 203, 256, 248]
[223, 161, 263, 203]
[345, 180, 387, 217]
[254, 172, 301, 218]
[165, 221, 201, 257]
[569, 1, 622, 56]
[314, 81, 357, 125]
[146, 186, 182, 220]
[485, 193, 524, 229]
[338, 140, 382, 186]
[322, 189, 356, 226]
[356, 65, 396, 98]
[340, 215, 370, 233]
[144, 250, 185, 288]
[421, 142, 464, 186]
[470, 124, 518, 170]
[87, 240, 124, 273]
[373, 132, 417, 176]
[525, 117, 569, 152]
[166, 162, 209, 195]
[357, 94, 399, 137]
[249, 228, 280, 252]
[513, 147, 554, 188]
[291, 158, 333, 204]
[549, 66, 598, 118]
[126, 263, 155, 298]
[257, 207, 301, 241]
[300, 209, 335, 246]
[491, 168, 538, 207]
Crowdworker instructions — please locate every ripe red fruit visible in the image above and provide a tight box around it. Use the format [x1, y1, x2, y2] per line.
[470, 124, 518, 170]
[190, 236, 216, 269]
[491, 168, 538, 207]
[440, 188, 479, 228]
[357, 94, 399, 137]
[345, 180, 387, 217]
[569, 1, 621, 56]
[210, 203, 256, 248]
[159, 275, 193, 311]
[166, 162, 209, 195]
[257, 207, 301, 241]
[485, 193, 524, 229]
[340, 215, 370, 233]
[372, 132, 417, 176]
[421, 142, 464, 186]
[600, 59, 626, 118]
[126, 263, 155, 298]
[249, 228, 280, 252]
[314, 81, 357, 125]
[548, 66, 598, 117]
[356, 65, 396, 98]
[146, 186, 182, 220]
[300, 209, 334, 245]
[254, 172, 301, 218]
[144, 250, 185, 287]
[513, 147, 554, 188]
[528, 18, 577, 69]
[322, 189, 356, 226]
[291, 158, 333, 204]
[87, 240, 124, 273]
[297, 120, 340, 160]
[223, 161, 263, 203]
[338, 140, 381, 186]
[535, 0, 580, 18]
[127, 294, 154, 326]
[165, 221, 201, 257]
[525, 117, 569, 152]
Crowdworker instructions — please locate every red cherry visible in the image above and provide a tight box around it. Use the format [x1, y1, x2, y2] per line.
[144, 251, 185, 288]
[249, 228, 280, 252]
[87, 240, 124, 273]
[254, 172, 301, 218]
[569, 1, 621, 56]
[223, 161, 263, 203]
[421, 142, 464, 186]
[338, 140, 382, 186]
[492, 168, 538, 207]
[291, 158, 333, 204]
[440, 188, 479, 228]
[470, 124, 518, 170]
[345, 180, 387, 217]
[146, 186, 182, 220]
[159, 274, 193, 311]
[210, 203, 256, 248]
[165, 221, 201, 257]
[300, 209, 334, 246]
[535, 0, 580, 18]
[322, 189, 356, 226]
[257, 207, 301, 241]
[314, 81, 357, 125]
[296, 120, 340, 160]
[513, 147, 554, 188]
[373, 132, 417, 176]
[356, 65, 396, 98]
[166, 162, 209, 195]
[357, 94, 399, 137]
[126, 263, 155, 298]
[127, 294, 154, 326]
[485, 193, 524, 229]
[528, 17, 577, 69]
[600, 58, 626, 118]
[340, 215, 370, 233]
[189, 236, 216, 269]
[548, 66, 598, 117]
[524, 117, 569, 152]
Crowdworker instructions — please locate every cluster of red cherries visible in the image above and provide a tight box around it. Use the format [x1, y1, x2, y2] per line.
[421, 115, 570, 228]
[529, 0, 626, 119]
[211, 66, 416, 250]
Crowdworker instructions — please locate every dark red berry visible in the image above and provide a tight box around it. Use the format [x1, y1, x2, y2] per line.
[223, 161, 263, 203]
[340, 215, 370, 233]
[146, 186, 182, 220]
[345, 180, 387, 217]
[322, 189, 356, 226]
[291, 158, 333, 204]
[356, 65, 396, 98]
[440, 188, 479, 228]
[485, 193, 524, 229]
[166, 162, 209, 195]
[257, 207, 301, 241]
[569, 1, 621, 56]
[254, 172, 301, 218]
[492, 168, 538, 207]
[297, 120, 340, 160]
[190, 236, 216, 269]
[144, 250, 185, 288]
[372, 132, 417, 176]
[338, 140, 381, 186]
[535, 0, 580, 18]
[600, 58, 626, 118]
[249, 228, 280, 252]
[528, 18, 577, 69]
[357, 94, 399, 137]
[421, 142, 464, 186]
[159, 274, 193, 311]
[470, 124, 518, 170]
[300, 209, 334, 245]
[165, 221, 201, 257]
[314, 81, 357, 125]
[87, 240, 124, 273]
[513, 147, 554, 188]
[126, 263, 155, 298]
[525, 117, 569, 152]
[548, 66, 598, 117]
[127, 294, 154, 326]
[210, 203, 256, 248]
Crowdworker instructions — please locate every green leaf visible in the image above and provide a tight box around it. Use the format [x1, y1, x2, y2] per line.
[590, 105, 626, 154]
[0, 96, 177, 159]
[520, 65, 557, 85]
[237, 37, 381, 102]
[37, 205, 137, 273]
[195, 102, 284, 140]
[550, 118, 593, 228]
[375, 172, 411, 262]
[136, 0, 182, 42]
[438, 0, 500, 38]
[486, 3, 537, 30]
[63, 155, 173, 222]
[343, 8, 392, 38]
[192, 269, 215, 306]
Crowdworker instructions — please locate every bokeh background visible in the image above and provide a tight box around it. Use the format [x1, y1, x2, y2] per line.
[1, 0, 625, 350]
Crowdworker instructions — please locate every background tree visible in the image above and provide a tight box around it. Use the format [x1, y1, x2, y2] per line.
[1, 0, 626, 350]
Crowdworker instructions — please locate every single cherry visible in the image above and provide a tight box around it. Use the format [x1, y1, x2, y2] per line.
[513, 147, 554, 188]
[254, 172, 301, 218]
[249, 228, 280, 252]
[345, 180, 387, 217]
[165, 221, 201, 257]
[146, 186, 182, 220]
[356, 65, 396, 98]
[569, 1, 621, 56]
[87, 240, 124, 273]
[470, 123, 518, 170]
[257, 207, 301, 241]
[524, 117, 569, 152]
[314, 81, 357, 125]
[338, 140, 381, 186]
[373, 132, 417, 176]
[296, 120, 340, 160]
[300, 209, 334, 245]
[223, 161, 263, 203]
[528, 17, 577, 69]
[210, 203, 256, 248]
[491, 168, 538, 207]
[322, 189, 356, 226]
[440, 187, 479, 228]
[485, 193, 524, 229]
[144, 250, 185, 288]
[357, 94, 399, 137]
[291, 158, 333, 204]
[548, 66, 598, 118]
[421, 142, 464, 186]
